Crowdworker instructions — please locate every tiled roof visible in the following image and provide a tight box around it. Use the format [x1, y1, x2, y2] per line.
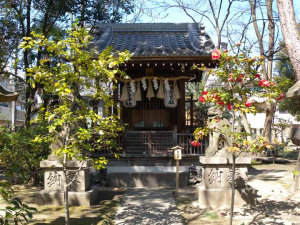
[90, 23, 215, 57]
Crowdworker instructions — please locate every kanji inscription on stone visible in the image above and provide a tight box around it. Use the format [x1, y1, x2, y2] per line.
[67, 171, 81, 185]
[47, 171, 61, 187]
[227, 168, 242, 182]
[208, 168, 223, 184]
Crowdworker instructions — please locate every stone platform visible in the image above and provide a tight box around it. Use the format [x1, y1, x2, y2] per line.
[37, 155, 96, 206]
[197, 156, 256, 209]
[110, 171, 188, 188]
[37, 188, 97, 206]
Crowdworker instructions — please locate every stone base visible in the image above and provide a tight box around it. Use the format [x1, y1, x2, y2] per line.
[36, 187, 97, 206]
[197, 186, 257, 209]
[110, 172, 188, 188]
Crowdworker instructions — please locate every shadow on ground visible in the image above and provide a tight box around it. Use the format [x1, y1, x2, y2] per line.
[248, 167, 288, 182]
[115, 203, 185, 225]
[32, 216, 112, 225]
[239, 199, 300, 225]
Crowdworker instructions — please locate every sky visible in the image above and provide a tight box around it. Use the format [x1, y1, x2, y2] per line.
[124, 0, 300, 52]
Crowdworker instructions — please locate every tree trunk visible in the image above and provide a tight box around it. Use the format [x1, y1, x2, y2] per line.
[276, 0, 300, 196]
[239, 112, 252, 141]
[249, 0, 275, 143]
[63, 153, 70, 225]
[262, 102, 275, 143]
[276, 0, 300, 81]
[229, 87, 235, 225]
[229, 153, 236, 225]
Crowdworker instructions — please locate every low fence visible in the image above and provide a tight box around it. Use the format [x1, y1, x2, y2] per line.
[94, 130, 207, 156]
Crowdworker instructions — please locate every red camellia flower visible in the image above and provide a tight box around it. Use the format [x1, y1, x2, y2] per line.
[277, 93, 284, 101]
[240, 74, 245, 78]
[213, 93, 221, 101]
[202, 91, 208, 95]
[227, 104, 232, 110]
[227, 57, 231, 60]
[255, 74, 261, 79]
[199, 96, 205, 102]
[217, 101, 225, 105]
[259, 79, 271, 87]
[237, 43, 241, 46]
[191, 141, 200, 147]
[235, 77, 242, 82]
[245, 100, 253, 107]
[212, 49, 221, 60]
[224, 49, 228, 53]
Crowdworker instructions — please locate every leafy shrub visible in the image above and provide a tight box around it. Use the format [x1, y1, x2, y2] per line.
[0, 124, 51, 184]
[0, 181, 37, 225]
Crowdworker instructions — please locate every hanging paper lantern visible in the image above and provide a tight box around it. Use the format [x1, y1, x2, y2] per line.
[123, 84, 136, 107]
[164, 84, 177, 108]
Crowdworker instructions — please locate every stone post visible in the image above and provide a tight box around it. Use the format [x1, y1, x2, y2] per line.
[197, 156, 257, 209]
[37, 155, 97, 206]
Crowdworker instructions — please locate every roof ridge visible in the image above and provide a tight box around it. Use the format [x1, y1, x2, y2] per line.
[95, 23, 203, 32]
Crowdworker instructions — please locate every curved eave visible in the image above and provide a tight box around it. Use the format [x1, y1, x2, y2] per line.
[0, 85, 19, 102]
[0, 93, 19, 102]
[129, 55, 213, 61]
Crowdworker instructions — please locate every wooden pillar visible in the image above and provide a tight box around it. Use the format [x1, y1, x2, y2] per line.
[173, 125, 178, 146]
[177, 80, 185, 132]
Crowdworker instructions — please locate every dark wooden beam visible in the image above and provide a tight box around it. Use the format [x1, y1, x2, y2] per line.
[178, 80, 186, 132]
[113, 82, 118, 116]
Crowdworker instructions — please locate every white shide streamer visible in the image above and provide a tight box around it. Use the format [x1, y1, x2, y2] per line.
[141, 77, 147, 90]
[164, 78, 170, 91]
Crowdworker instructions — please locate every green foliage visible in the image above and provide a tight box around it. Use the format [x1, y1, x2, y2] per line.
[193, 47, 282, 154]
[0, 124, 51, 184]
[69, 0, 134, 25]
[0, 181, 37, 224]
[275, 42, 300, 121]
[20, 25, 131, 168]
[204, 211, 219, 219]
[0, 196, 37, 225]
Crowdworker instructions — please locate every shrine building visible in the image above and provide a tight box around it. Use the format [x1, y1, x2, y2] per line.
[91, 23, 216, 168]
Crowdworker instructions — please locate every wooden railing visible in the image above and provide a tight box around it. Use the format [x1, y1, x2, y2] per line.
[177, 133, 206, 155]
[94, 130, 207, 156]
